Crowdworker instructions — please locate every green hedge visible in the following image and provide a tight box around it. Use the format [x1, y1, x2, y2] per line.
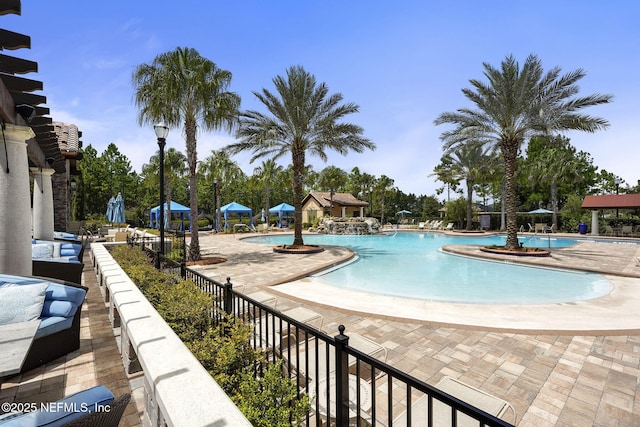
[110, 245, 309, 426]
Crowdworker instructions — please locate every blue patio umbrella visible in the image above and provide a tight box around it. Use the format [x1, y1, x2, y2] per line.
[113, 192, 126, 224]
[105, 196, 116, 223]
[528, 208, 553, 215]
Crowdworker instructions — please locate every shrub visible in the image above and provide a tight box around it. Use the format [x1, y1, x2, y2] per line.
[112, 244, 307, 425]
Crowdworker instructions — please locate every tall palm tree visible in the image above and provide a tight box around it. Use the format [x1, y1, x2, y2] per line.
[527, 136, 583, 230]
[199, 150, 246, 231]
[132, 47, 240, 260]
[435, 54, 611, 249]
[226, 65, 375, 246]
[143, 147, 188, 227]
[375, 175, 395, 225]
[253, 159, 284, 222]
[437, 142, 496, 230]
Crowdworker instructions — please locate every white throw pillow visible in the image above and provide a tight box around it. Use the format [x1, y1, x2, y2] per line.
[0, 283, 49, 324]
[32, 243, 54, 259]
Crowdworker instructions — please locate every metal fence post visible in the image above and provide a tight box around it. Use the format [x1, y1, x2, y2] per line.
[334, 324, 350, 426]
[223, 277, 233, 316]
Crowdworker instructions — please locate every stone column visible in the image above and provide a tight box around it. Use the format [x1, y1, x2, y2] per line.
[591, 210, 599, 236]
[31, 167, 55, 241]
[0, 124, 36, 276]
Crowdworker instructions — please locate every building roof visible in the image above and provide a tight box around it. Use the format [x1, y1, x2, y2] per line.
[581, 194, 640, 209]
[0, 2, 66, 173]
[303, 192, 369, 208]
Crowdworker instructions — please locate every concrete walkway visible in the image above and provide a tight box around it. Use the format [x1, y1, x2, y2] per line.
[193, 230, 640, 426]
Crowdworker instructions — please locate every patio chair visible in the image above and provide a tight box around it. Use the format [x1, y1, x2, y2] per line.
[603, 225, 615, 236]
[621, 225, 633, 236]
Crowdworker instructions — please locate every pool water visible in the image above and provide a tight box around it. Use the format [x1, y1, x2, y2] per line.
[244, 233, 613, 305]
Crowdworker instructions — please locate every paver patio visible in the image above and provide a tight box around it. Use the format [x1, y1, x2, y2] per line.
[2, 230, 639, 426]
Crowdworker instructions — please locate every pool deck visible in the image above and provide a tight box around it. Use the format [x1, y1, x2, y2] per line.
[4, 230, 638, 426]
[192, 230, 640, 426]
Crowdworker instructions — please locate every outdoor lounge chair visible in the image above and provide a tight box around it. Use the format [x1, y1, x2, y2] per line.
[390, 376, 516, 427]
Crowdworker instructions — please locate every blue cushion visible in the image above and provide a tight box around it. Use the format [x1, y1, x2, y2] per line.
[0, 385, 114, 427]
[60, 243, 81, 258]
[44, 283, 86, 307]
[35, 316, 74, 339]
[41, 300, 76, 318]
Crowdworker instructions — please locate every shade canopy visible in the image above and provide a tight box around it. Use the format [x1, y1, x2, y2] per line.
[269, 202, 295, 228]
[220, 202, 253, 229]
[528, 208, 554, 214]
[396, 210, 411, 215]
[149, 200, 191, 230]
[269, 203, 295, 213]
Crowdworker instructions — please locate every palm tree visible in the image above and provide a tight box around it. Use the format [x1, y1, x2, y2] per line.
[435, 54, 611, 250]
[318, 166, 348, 215]
[437, 142, 496, 230]
[226, 65, 375, 246]
[132, 47, 240, 260]
[375, 175, 394, 226]
[253, 159, 284, 223]
[143, 147, 188, 228]
[526, 136, 583, 230]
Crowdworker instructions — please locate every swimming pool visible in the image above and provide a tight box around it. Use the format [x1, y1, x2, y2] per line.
[244, 233, 613, 305]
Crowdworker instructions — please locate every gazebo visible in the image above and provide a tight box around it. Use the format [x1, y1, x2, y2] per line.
[220, 202, 253, 230]
[269, 202, 295, 228]
[149, 201, 191, 231]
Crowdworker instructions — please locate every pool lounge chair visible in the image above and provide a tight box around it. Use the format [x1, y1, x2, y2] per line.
[389, 376, 516, 427]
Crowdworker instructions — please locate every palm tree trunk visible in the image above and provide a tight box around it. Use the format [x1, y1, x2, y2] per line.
[550, 179, 558, 229]
[503, 141, 520, 249]
[185, 119, 201, 261]
[466, 180, 473, 230]
[291, 147, 305, 246]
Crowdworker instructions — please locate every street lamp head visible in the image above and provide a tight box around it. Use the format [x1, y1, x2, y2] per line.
[154, 122, 169, 140]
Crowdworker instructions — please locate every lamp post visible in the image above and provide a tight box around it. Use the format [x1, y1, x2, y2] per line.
[615, 177, 622, 218]
[154, 123, 169, 256]
[213, 178, 219, 232]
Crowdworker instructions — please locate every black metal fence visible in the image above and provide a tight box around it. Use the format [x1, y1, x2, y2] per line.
[135, 240, 515, 427]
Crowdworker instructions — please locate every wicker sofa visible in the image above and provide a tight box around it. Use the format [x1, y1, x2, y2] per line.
[0, 385, 130, 427]
[0, 274, 88, 374]
[32, 240, 85, 284]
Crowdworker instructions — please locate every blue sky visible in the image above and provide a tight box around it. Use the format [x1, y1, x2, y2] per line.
[4, 1, 638, 198]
